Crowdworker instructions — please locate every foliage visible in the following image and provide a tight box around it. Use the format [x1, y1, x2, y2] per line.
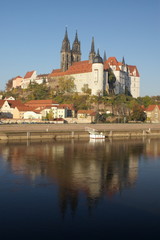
[130, 103, 146, 122]
[57, 77, 76, 94]
[27, 82, 50, 100]
[81, 84, 92, 94]
[5, 78, 13, 91]
[137, 96, 155, 108]
[46, 109, 54, 120]
[108, 68, 116, 94]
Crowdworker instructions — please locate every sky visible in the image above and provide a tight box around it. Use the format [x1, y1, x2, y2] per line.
[0, 0, 159, 96]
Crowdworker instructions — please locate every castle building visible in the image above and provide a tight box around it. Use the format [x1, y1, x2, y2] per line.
[13, 29, 140, 98]
[49, 28, 140, 97]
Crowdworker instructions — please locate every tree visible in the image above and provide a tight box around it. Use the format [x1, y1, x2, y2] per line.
[130, 103, 146, 122]
[108, 68, 116, 94]
[81, 84, 91, 94]
[6, 78, 13, 91]
[58, 77, 76, 94]
[27, 82, 50, 100]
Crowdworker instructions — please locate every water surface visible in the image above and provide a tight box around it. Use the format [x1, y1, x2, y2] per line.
[0, 138, 160, 239]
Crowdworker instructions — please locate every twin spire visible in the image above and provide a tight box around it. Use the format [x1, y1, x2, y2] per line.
[61, 28, 107, 71]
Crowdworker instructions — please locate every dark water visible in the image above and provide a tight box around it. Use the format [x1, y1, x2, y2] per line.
[0, 138, 160, 239]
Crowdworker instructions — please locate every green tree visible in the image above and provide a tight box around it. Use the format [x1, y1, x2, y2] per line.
[108, 68, 116, 94]
[81, 84, 91, 94]
[130, 103, 146, 122]
[58, 77, 76, 94]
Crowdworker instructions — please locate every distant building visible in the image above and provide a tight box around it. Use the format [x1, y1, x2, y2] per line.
[144, 105, 160, 123]
[48, 28, 140, 97]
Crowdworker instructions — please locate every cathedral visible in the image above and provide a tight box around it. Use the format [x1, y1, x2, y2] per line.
[19, 28, 140, 98]
[48, 28, 140, 98]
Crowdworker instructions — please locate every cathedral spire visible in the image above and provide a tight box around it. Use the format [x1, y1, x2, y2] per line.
[72, 30, 81, 62]
[89, 37, 96, 63]
[122, 56, 125, 65]
[61, 27, 72, 71]
[61, 27, 70, 52]
[103, 51, 107, 62]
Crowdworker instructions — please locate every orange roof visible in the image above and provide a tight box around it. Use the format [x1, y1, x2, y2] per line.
[107, 57, 119, 65]
[77, 110, 96, 115]
[13, 76, 23, 80]
[16, 105, 36, 112]
[49, 60, 92, 78]
[25, 100, 58, 105]
[58, 104, 75, 110]
[7, 100, 24, 108]
[128, 65, 140, 77]
[24, 71, 35, 79]
[145, 105, 160, 112]
[0, 100, 5, 107]
[25, 100, 58, 108]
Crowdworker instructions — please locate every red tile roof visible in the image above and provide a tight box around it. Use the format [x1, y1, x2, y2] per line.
[49, 61, 92, 78]
[0, 100, 5, 107]
[24, 71, 35, 79]
[25, 100, 58, 109]
[127, 65, 140, 77]
[77, 110, 96, 115]
[7, 100, 24, 108]
[13, 76, 23, 80]
[144, 105, 160, 112]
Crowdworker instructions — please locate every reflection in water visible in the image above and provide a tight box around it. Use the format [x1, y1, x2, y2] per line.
[1, 138, 160, 238]
[0, 138, 146, 215]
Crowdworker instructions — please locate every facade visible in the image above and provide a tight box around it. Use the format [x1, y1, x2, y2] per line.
[144, 105, 160, 123]
[12, 76, 23, 89]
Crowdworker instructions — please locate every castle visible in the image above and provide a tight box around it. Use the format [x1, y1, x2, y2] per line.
[13, 28, 140, 98]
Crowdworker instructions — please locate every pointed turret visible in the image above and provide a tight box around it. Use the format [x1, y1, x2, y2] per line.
[72, 30, 81, 62]
[61, 27, 70, 52]
[93, 49, 103, 64]
[89, 37, 96, 63]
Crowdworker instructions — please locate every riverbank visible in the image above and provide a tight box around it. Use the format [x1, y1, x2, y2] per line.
[0, 123, 160, 140]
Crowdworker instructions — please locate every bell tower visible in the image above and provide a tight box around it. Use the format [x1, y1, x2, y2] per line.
[61, 28, 72, 72]
[72, 31, 81, 62]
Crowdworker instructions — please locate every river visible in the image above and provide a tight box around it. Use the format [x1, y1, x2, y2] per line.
[0, 138, 160, 239]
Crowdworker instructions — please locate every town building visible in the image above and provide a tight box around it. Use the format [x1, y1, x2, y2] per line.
[144, 105, 160, 123]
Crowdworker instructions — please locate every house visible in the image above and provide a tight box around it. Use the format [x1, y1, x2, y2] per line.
[13, 105, 37, 119]
[144, 105, 160, 123]
[23, 110, 42, 120]
[22, 70, 37, 89]
[77, 110, 96, 123]
[12, 76, 23, 89]
[0, 100, 24, 118]
[25, 99, 58, 110]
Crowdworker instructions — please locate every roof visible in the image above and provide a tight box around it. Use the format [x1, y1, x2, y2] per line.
[145, 105, 160, 112]
[7, 100, 24, 108]
[0, 100, 5, 107]
[49, 60, 92, 78]
[24, 71, 35, 79]
[127, 65, 140, 77]
[25, 100, 58, 105]
[13, 76, 23, 80]
[16, 105, 36, 112]
[58, 104, 75, 110]
[77, 110, 96, 115]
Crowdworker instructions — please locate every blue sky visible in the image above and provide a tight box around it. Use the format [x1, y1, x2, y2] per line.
[0, 0, 159, 96]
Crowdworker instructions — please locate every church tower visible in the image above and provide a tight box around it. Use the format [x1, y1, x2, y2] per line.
[61, 28, 72, 72]
[72, 31, 81, 62]
[89, 37, 96, 63]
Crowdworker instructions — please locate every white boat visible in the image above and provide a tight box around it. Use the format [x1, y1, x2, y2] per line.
[85, 127, 105, 139]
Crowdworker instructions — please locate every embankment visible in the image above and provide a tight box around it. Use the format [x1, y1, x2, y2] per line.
[0, 123, 160, 140]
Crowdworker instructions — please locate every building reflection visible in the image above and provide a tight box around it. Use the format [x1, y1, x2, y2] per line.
[1, 138, 158, 216]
